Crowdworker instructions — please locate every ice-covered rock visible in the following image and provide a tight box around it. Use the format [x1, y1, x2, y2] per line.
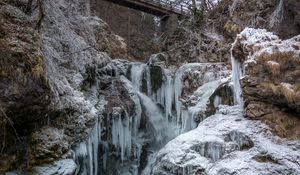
[35, 159, 77, 175]
[152, 105, 300, 175]
[231, 28, 300, 138]
[1, 0, 139, 173]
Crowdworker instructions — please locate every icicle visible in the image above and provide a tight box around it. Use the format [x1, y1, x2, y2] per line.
[145, 66, 152, 96]
[174, 68, 183, 125]
[74, 118, 101, 175]
[195, 142, 225, 162]
[164, 70, 174, 120]
[231, 48, 244, 107]
[130, 63, 146, 91]
[111, 108, 132, 162]
[213, 95, 222, 108]
[181, 109, 198, 133]
[102, 142, 109, 170]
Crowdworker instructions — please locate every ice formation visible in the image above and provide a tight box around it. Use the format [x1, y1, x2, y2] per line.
[230, 48, 243, 106]
[186, 78, 229, 132]
[74, 119, 101, 175]
[152, 105, 300, 175]
[111, 107, 132, 162]
[129, 62, 230, 134]
[131, 63, 147, 91]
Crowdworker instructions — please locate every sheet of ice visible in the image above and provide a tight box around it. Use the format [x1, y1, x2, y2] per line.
[138, 92, 169, 143]
[230, 49, 243, 106]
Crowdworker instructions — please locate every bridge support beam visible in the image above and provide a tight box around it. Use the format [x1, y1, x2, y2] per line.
[160, 14, 179, 37]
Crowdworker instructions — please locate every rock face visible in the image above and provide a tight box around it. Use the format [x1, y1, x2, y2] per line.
[231, 28, 300, 138]
[0, 1, 51, 172]
[0, 0, 134, 173]
[224, 0, 300, 39]
[162, 27, 230, 65]
[151, 105, 300, 175]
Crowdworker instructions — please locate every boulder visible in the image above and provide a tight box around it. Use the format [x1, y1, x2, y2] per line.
[232, 28, 300, 138]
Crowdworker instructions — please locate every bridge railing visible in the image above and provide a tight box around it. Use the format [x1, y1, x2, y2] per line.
[135, 0, 191, 15]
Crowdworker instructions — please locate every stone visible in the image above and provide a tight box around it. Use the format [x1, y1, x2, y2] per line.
[245, 101, 279, 119]
[232, 28, 300, 138]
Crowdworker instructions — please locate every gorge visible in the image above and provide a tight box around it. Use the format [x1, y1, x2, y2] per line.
[0, 0, 300, 175]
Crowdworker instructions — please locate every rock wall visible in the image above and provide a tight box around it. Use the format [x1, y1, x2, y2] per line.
[232, 28, 300, 138]
[0, 0, 134, 173]
[0, 1, 51, 171]
[223, 0, 300, 39]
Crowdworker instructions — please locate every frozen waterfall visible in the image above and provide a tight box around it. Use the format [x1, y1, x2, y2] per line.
[138, 92, 172, 144]
[231, 46, 244, 106]
[73, 61, 230, 174]
[129, 62, 229, 133]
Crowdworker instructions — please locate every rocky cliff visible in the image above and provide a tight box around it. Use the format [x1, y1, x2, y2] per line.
[232, 28, 300, 138]
[0, 1, 50, 171]
[0, 0, 131, 173]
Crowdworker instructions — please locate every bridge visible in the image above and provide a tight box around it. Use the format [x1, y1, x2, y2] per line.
[103, 0, 190, 16]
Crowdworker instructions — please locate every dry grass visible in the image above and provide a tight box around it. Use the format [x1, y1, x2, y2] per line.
[279, 83, 298, 103]
[259, 50, 298, 68]
[265, 61, 280, 75]
[260, 82, 279, 95]
[262, 111, 300, 139]
[260, 82, 300, 103]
